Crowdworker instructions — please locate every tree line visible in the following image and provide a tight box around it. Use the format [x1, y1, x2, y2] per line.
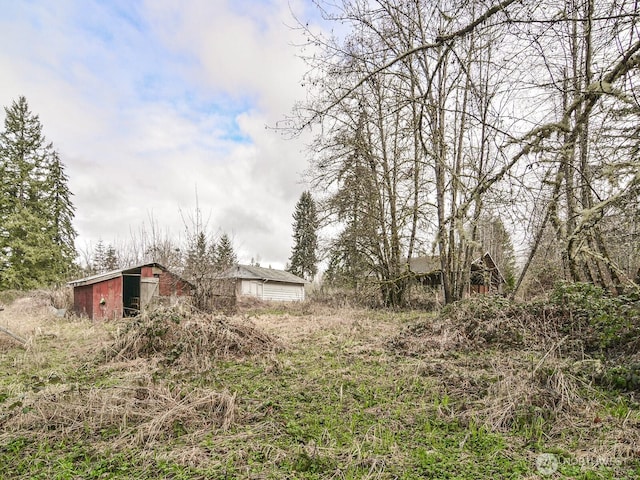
[0, 95, 317, 294]
[286, 0, 640, 306]
[0, 96, 246, 291]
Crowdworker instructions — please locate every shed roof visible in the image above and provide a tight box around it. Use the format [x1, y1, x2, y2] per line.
[222, 264, 307, 284]
[68, 262, 170, 287]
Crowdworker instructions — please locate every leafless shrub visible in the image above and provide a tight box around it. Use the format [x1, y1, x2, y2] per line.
[308, 284, 383, 309]
[47, 287, 73, 310]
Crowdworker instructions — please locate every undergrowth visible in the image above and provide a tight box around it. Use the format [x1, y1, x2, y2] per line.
[1, 289, 639, 478]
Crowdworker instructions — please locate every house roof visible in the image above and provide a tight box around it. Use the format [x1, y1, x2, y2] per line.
[68, 262, 170, 287]
[408, 253, 506, 284]
[475, 252, 506, 284]
[407, 256, 441, 275]
[221, 264, 307, 284]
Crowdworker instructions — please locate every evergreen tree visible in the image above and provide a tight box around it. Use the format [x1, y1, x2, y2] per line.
[0, 96, 76, 289]
[212, 232, 237, 272]
[324, 224, 370, 288]
[90, 240, 120, 273]
[43, 150, 77, 273]
[288, 191, 318, 280]
[476, 215, 517, 292]
[1, 206, 59, 289]
[92, 240, 107, 273]
[184, 231, 212, 283]
[103, 245, 119, 271]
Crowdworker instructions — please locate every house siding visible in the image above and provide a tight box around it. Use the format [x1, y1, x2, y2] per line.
[159, 270, 191, 296]
[239, 279, 263, 299]
[263, 282, 305, 302]
[236, 279, 304, 302]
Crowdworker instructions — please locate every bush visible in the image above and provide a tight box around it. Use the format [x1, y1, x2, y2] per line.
[550, 281, 640, 353]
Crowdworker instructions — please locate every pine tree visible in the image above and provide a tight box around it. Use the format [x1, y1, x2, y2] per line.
[91, 240, 121, 273]
[288, 191, 319, 281]
[212, 233, 237, 272]
[103, 245, 119, 271]
[92, 240, 106, 273]
[0, 96, 45, 208]
[42, 150, 77, 275]
[184, 231, 212, 283]
[0, 96, 76, 289]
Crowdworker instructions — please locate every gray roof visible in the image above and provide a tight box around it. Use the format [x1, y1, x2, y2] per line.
[407, 256, 441, 275]
[222, 264, 307, 284]
[407, 253, 505, 284]
[68, 262, 169, 287]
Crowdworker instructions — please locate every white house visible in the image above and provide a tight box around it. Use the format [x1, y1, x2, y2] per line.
[221, 264, 307, 302]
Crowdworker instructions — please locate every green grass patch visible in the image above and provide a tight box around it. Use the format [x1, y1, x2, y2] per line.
[1, 299, 640, 478]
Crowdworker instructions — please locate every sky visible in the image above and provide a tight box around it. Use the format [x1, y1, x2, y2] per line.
[0, 0, 321, 269]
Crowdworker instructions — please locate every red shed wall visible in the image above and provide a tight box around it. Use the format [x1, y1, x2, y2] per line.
[73, 285, 94, 318]
[159, 271, 191, 296]
[92, 276, 123, 320]
[141, 266, 154, 278]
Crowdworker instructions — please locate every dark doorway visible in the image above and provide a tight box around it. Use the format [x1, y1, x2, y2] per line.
[123, 274, 141, 316]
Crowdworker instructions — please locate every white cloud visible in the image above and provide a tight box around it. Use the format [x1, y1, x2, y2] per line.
[0, 0, 320, 269]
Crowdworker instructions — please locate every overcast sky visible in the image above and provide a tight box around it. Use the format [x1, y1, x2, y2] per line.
[0, 0, 320, 269]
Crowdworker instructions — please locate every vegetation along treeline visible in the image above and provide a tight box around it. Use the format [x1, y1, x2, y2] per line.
[285, 0, 640, 306]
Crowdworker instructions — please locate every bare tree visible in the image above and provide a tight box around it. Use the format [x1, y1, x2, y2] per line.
[293, 0, 640, 303]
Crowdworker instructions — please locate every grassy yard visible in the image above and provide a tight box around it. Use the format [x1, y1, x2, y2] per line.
[0, 293, 639, 479]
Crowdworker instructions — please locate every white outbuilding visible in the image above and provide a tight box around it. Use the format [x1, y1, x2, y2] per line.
[222, 264, 307, 302]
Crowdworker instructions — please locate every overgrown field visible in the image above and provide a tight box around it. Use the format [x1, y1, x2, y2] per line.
[1, 286, 639, 479]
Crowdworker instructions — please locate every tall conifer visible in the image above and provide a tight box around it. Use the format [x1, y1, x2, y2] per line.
[0, 96, 76, 288]
[213, 233, 237, 272]
[288, 191, 318, 281]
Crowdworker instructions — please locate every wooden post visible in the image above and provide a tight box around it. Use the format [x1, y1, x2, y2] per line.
[0, 325, 27, 345]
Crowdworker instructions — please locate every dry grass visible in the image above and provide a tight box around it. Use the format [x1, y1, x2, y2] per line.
[0, 295, 55, 345]
[409, 347, 640, 469]
[0, 292, 105, 360]
[0, 380, 236, 448]
[389, 296, 640, 470]
[388, 297, 570, 356]
[250, 305, 401, 347]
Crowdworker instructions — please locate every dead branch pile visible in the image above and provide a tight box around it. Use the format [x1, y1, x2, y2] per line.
[464, 354, 584, 430]
[387, 297, 568, 355]
[103, 306, 282, 370]
[389, 292, 640, 458]
[0, 382, 236, 447]
[388, 291, 640, 357]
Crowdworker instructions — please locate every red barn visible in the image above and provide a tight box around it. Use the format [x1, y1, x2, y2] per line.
[68, 263, 192, 320]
